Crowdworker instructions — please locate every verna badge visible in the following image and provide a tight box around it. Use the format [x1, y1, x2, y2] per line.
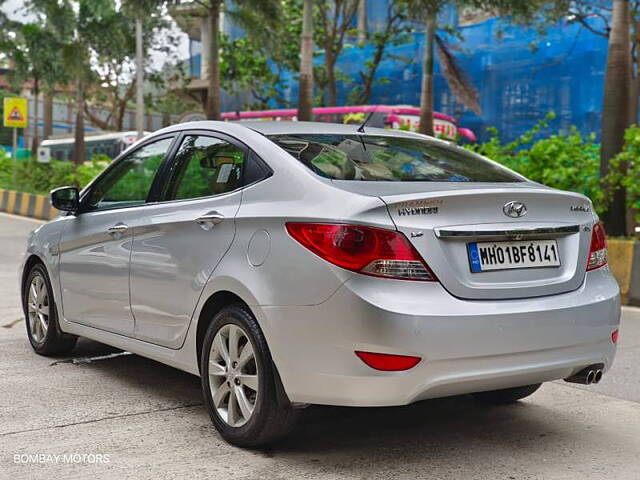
[503, 201, 527, 218]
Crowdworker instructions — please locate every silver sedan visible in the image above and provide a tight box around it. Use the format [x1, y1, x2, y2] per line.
[20, 121, 620, 447]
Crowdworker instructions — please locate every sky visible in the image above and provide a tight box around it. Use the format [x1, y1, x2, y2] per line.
[1, 0, 190, 69]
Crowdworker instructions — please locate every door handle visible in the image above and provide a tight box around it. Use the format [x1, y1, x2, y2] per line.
[195, 212, 224, 228]
[107, 223, 129, 235]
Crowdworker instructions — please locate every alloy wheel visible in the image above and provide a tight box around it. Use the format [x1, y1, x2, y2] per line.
[208, 324, 259, 427]
[27, 274, 50, 344]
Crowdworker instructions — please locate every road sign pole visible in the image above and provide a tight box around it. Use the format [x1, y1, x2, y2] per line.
[12, 128, 17, 160]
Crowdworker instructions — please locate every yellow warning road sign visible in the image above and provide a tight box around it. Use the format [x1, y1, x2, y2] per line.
[3, 97, 28, 128]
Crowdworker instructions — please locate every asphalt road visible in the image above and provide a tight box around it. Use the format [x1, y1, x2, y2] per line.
[1, 212, 639, 480]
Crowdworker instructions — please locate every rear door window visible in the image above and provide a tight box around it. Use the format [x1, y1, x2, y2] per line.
[268, 134, 523, 182]
[161, 134, 269, 201]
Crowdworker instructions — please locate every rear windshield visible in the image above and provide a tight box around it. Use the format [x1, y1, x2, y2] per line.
[268, 134, 522, 182]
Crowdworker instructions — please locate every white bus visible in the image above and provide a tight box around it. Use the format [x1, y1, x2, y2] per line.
[37, 131, 149, 163]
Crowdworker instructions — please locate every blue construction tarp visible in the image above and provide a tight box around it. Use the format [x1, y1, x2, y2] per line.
[190, 7, 610, 144]
[275, 15, 609, 143]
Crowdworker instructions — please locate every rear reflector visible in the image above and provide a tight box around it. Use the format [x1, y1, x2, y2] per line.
[587, 223, 608, 271]
[286, 223, 437, 281]
[355, 351, 421, 371]
[612, 329, 619, 344]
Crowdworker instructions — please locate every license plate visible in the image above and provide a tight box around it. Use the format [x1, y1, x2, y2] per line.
[467, 239, 560, 273]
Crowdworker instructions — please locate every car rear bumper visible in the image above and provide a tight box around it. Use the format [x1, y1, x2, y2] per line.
[261, 267, 620, 406]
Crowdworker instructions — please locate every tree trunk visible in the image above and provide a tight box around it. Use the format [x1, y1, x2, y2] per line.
[43, 93, 53, 138]
[205, 1, 221, 120]
[629, 72, 639, 124]
[419, 13, 437, 136]
[73, 81, 85, 165]
[325, 53, 338, 106]
[298, 0, 314, 121]
[357, 0, 367, 46]
[135, 16, 145, 139]
[116, 103, 125, 131]
[601, 0, 631, 236]
[31, 77, 39, 155]
[632, 18, 640, 125]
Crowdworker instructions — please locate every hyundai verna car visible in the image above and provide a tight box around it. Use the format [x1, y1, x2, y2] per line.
[21, 121, 621, 447]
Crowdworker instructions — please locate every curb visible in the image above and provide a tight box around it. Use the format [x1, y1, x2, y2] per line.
[0, 189, 59, 221]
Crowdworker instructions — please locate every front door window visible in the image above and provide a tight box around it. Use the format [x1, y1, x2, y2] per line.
[86, 137, 173, 211]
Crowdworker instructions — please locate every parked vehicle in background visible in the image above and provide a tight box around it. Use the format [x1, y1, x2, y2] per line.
[221, 105, 477, 142]
[37, 131, 150, 163]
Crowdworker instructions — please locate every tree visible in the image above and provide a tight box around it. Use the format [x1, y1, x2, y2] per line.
[298, 0, 314, 120]
[85, 0, 172, 133]
[526, 0, 634, 234]
[234, 0, 358, 109]
[182, 0, 280, 120]
[81, 4, 137, 132]
[1, 21, 65, 153]
[357, 0, 367, 46]
[405, 1, 547, 136]
[219, 35, 288, 108]
[402, 1, 481, 135]
[28, 0, 125, 164]
[418, 4, 438, 136]
[601, 0, 631, 236]
[316, 0, 359, 106]
[349, 0, 411, 105]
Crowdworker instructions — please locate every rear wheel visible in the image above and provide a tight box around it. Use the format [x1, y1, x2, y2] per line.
[23, 263, 77, 356]
[472, 384, 542, 404]
[200, 304, 298, 447]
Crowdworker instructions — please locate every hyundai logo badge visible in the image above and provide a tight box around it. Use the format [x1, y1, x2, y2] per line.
[503, 201, 527, 218]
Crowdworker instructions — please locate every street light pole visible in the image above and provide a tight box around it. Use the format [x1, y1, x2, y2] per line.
[135, 16, 144, 140]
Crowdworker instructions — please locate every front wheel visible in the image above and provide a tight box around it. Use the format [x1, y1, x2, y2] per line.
[200, 304, 298, 447]
[472, 384, 542, 405]
[23, 263, 77, 356]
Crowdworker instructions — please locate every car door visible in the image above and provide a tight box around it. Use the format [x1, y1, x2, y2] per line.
[130, 132, 268, 348]
[58, 136, 176, 336]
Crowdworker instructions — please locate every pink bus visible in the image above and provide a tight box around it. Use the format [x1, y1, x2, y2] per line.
[221, 105, 477, 142]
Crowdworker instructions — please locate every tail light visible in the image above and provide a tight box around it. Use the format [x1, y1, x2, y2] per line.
[586, 222, 608, 271]
[611, 329, 619, 344]
[355, 351, 421, 371]
[285, 223, 437, 281]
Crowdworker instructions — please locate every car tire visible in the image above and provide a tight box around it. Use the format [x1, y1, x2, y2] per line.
[200, 304, 299, 447]
[472, 383, 542, 404]
[23, 263, 78, 356]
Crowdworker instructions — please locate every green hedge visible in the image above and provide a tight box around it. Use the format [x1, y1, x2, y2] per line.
[0, 152, 108, 195]
[467, 113, 639, 220]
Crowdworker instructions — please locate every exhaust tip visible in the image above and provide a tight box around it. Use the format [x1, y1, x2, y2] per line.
[593, 369, 603, 384]
[563, 363, 605, 385]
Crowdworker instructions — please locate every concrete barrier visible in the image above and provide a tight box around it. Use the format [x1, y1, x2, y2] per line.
[607, 238, 639, 306]
[625, 242, 640, 307]
[0, 189, 59, 220]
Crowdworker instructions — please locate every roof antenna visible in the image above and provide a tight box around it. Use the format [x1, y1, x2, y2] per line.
[357, 107, 376, 133]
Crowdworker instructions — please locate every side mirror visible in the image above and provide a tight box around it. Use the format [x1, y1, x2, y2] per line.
[50, 186, 79, 212]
